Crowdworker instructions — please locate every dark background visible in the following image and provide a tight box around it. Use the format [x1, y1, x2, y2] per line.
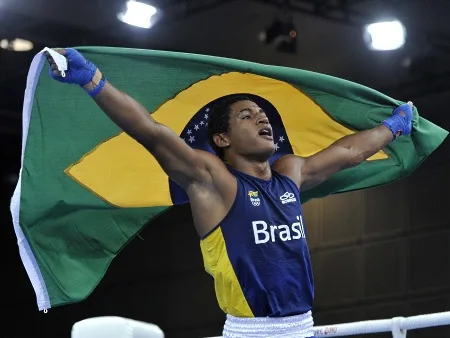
[1, 1, 449, 337]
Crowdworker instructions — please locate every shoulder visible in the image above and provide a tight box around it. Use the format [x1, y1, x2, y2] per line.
[194, 149, 222, 163]
[192, 149, 236, 188]
[194, 149, 229, 173]
[272, 155, 305, 188]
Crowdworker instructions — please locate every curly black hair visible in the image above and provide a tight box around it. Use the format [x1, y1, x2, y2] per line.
[207, 94, 254, 160]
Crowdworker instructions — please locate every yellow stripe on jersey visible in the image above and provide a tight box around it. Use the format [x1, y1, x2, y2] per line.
[200, 227, 254, 318]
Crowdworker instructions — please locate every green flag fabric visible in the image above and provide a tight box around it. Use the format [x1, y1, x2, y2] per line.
[10, 46, 448, 311]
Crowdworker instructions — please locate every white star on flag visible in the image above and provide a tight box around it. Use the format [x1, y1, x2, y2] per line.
[200, 121, 204, 125]
[194, 125, 200, 131]
[204, 113, 209, 119]
[187, 129, 192, 135]
[279, 136, 285, 142]
[275, 143, 279, 151]
[189, 136, 195, 143]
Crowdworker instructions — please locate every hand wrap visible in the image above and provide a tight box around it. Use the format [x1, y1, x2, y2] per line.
[381, 102, 413, 140]
[49, 48, 106, 97]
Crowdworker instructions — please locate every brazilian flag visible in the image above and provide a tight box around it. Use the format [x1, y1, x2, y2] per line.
[10, 47, 448, 311]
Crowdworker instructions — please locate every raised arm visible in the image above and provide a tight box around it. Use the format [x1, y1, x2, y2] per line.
[46, 48, 215, 189]
[274, 102, 413, 190]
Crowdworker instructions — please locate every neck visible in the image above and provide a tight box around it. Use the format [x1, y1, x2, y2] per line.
[225, 154, 272, 180]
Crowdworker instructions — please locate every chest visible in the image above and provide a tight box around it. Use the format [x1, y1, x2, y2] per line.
[240, 178, 303, 222]
[225, 179, 307, 248]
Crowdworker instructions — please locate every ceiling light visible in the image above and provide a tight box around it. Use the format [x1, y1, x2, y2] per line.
[0, 38, 34, 52]
[117, 1, 158, 29]
[364, 20, 406, 51]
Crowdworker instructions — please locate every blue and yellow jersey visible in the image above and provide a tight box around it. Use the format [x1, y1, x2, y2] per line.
[200, 166, 314, 318]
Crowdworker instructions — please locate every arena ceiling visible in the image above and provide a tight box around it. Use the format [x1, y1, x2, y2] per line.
[1, 0, 449, 179]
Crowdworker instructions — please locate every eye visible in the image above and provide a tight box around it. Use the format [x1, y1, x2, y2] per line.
[241, 115, 251, 119]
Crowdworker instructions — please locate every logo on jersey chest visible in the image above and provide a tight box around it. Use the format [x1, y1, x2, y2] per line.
[248, 190, 297, 207]
[280, 192, 297, 204]
[248, 190, 261, 206]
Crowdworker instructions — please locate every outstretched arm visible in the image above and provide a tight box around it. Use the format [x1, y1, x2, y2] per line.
[274, 102, 413, 190]
[46, 48, 214, 189]
[298, 124, 394, 190]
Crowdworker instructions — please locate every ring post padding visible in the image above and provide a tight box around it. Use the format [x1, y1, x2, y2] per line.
[71, 316, 164, 338]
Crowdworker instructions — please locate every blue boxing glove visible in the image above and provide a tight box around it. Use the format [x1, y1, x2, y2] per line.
[46, 48, 106, 97]
[381, 101, 413, 140]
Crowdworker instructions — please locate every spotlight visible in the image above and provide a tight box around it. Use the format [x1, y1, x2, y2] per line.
[258, 19, 297, 54]
[0, 38, 34, 52]
[117, 1, 158, 29]
[364, 20, 406, 51]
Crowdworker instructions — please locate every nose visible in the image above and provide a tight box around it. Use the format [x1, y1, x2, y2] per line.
[257, 115, 269, 125]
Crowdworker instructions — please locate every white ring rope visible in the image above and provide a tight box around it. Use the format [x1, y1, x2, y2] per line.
[71, 311, 450, 338]
[312, 311, 450, 337]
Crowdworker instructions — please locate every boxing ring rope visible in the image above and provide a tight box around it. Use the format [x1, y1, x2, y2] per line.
[72, 311, 450, 338]
[310, 311, 450, 337]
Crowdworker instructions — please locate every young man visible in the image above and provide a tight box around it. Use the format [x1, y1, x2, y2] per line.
[46, 48, 413, 337]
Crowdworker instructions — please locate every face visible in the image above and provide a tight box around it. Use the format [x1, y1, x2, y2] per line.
[215, 100, 275, 161]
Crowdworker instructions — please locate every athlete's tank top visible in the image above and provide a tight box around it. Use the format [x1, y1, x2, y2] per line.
[200, 165, 314, 318]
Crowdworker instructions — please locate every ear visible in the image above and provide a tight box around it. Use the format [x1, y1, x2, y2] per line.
[213, 133, 230, 149]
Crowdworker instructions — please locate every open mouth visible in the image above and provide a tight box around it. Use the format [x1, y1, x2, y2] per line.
[258, 127, 273, 140]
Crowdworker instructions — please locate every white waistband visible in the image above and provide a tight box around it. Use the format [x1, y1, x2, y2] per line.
[222, 311, 314, 338]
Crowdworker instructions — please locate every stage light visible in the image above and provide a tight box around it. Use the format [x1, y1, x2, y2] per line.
[258, 18, 297, 54]
[0, 38, 34, 52]
[117, 1, 158, 29]
[364, 20, 406, 51]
